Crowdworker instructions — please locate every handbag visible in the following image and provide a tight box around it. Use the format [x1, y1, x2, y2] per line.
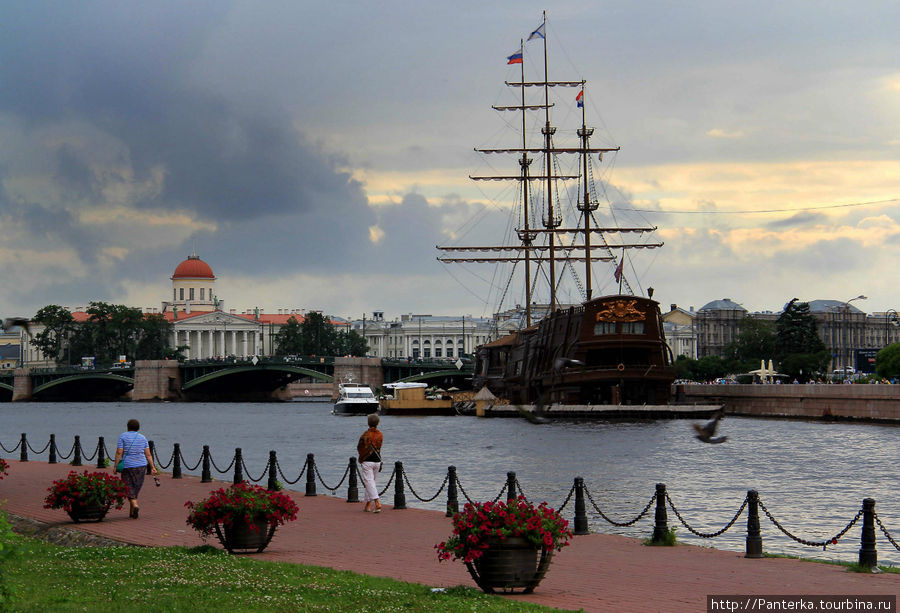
[369, 444, 384, 472]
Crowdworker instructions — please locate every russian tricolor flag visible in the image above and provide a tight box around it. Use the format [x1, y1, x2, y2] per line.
[576, 90, 584, 108]
[507, 49, 523, 64]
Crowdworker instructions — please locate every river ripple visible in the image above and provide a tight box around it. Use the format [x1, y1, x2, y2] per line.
[0, 401, 897, 566]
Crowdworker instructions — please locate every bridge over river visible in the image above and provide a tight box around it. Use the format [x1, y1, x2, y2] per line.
[0, 356, 474, 402]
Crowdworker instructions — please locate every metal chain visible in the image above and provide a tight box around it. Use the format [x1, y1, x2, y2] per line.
[556, 483, 576, 513]
[55, 441, 76, 460]
[314, 462, 351, 492]
[514, 477, 530, 503]
[101, 441, 113, 462]
[665, 491, 748, 538]
[874, 513, 900, 551]
[758, 498, 862, 549]
[377, 466, 396, 497]
[454, 474, 476, 504]
[491, 482, 509, 503]
[154, 447, 176, 470]
[208, 452, 235, 474]
[275, 458, 306, 485]
[241, 457, 270, 483]
[178, 448, 203, 472]
[81, 441, 98, 462]
[584, 484, 656, 527]
[26, 438, 52, 454]
[0, 438, 20, 454]
[403, 471, 448, 503]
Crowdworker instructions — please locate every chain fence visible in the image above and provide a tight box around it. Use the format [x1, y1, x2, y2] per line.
[2, 432, 898, 565]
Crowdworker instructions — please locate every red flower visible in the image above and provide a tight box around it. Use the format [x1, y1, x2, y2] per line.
[185, 481, 299, 538]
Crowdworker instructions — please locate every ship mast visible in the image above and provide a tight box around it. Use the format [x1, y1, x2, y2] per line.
[437, 13, 662, 324]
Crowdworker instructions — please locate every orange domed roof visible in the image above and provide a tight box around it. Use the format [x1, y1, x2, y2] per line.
[172, 254, 215, 279]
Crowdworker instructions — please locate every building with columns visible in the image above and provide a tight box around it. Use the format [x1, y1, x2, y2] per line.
[349, 311, 495, 359]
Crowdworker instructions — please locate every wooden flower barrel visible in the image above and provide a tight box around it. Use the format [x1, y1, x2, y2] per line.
[67, 500, 111, 523]
[214, 517, 277, 554]
[464, 536, 554, 594]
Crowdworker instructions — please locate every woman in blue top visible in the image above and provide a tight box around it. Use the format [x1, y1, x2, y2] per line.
[114, 419, 157, 519]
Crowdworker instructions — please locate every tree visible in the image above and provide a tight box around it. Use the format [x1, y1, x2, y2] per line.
[774, 299, 829, 381]
[275, 316, 304, 355]
[725, 317, 776, 366]
[875, 343, 900, 379]
[135, 313, 173, 360]
[31, 305, 76, 364]
[300, 312, 336, 356]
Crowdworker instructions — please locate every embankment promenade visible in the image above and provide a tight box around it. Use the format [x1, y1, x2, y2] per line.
[1, 461, 896, 612]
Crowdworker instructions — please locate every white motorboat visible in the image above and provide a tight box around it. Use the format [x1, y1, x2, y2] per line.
[333, 380, 380, 415]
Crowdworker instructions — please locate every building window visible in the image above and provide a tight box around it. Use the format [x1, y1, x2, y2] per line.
[201, 288, 205, 300]
[179, 288, 184, 300]
[447, 348, 454, 357]
[189, 288, 195, 300]
[435, 348, 442, 357]
[413, 348, 420, 359]
[424, 348, 431, 358]
[173, 288, 176, 301]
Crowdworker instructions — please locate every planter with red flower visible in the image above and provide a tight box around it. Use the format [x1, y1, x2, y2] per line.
[43, 470, 127, 523]
[0, 458, 8, 480]
[185, 482, 299, 554]
[436, 496, 573, 594]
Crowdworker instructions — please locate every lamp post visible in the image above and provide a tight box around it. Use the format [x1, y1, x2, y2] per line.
[885, 309, 899, 348]
[841, 295, 867, 372]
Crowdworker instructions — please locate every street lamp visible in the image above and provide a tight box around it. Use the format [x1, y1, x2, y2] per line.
[884, 309, 899, 347]
[841, 295, 867, 372]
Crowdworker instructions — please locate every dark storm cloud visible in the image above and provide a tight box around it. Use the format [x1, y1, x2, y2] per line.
[0, 1, 388, 287]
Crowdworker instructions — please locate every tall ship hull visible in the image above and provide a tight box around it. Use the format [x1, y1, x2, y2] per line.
[474, 295, 675, 405]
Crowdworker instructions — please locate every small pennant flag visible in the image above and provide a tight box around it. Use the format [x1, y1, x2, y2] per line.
[613, 259, 624, 283]
[576, 90, 583, 108]
[527, 22, 545, 41]
[507, 48, 523, 65]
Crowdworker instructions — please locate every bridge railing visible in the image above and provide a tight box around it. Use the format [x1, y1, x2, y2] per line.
[2, 431, 897, 568]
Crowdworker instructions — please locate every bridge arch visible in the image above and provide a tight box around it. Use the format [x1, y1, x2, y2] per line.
[182, 364, 333, 391]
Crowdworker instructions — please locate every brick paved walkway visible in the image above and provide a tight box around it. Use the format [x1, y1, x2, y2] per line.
[1, 461, 896, 612]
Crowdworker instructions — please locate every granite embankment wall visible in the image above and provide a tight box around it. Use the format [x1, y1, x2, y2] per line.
[678, 384, 900, 422]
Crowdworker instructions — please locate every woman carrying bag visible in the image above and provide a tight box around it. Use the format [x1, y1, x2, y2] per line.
[357, 413, 383, 513]
[114, 418, 158, 519]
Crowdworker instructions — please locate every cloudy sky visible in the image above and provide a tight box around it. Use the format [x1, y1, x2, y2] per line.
[2, 1, 899, 321]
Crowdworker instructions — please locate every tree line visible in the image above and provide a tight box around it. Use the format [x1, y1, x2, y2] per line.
[674, 299, 831, 382]
[29, 304, 368, 365]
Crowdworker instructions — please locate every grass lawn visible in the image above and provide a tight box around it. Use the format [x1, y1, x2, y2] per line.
[0, 530, 574, 612]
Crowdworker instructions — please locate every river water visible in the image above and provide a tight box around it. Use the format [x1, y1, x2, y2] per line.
[0, 401, 897, 566]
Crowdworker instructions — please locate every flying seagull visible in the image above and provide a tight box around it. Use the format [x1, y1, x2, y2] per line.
[692, 409, 727, 444]
[1, 317, 30, 335]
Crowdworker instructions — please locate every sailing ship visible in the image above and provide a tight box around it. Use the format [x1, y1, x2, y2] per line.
[438, 13, 675, 406]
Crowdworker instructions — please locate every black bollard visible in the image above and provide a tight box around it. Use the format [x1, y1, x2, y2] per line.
[745, 490, 763, 558]
[147, 441, 155, 474]
[233, 448, 243, 484]
[347, 457, 359, 503]
[573, 477, 589, 535]
[201, 445, 212, 482]
[49, 434, 57, 464]
[19, 433, 27, 462]
[305, 453, 317, 496]
[96, 437, 105, 468]
[267, 451, 278, 491]
[446, 466, 458, 517]
[73, 435, 82, 466]
[651, 483, 669, 544]
[393, 461, 407, 510]
[172, 443, 182, 479]
[506, 471, 517, 501]
[858, 498, 877, 568]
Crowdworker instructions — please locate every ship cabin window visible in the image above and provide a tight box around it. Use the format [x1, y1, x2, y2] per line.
[594, 322, 616, 335]
[621, 322, 645, 335]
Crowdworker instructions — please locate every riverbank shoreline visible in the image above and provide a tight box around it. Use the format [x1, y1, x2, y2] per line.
[1, 461, 896, 612]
